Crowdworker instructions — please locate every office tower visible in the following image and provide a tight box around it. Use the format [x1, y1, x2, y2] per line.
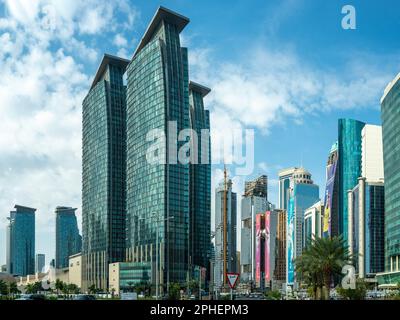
[6, 205, 36, 276]
[348, 178, 385, 278]
[35, 254, 45, 273]
[304, 201, 324, 248]
[380, 73, 400, 281]
[188, 81, 211, 278]
[338, 118, 365, 246]
[254, 211, 277, 289]
[214, 179, 237, 289]
[240, 175, 268, 284]
[82, 54, 129, 290]
[322, 142, 339, 238]
[278, 168, 298, 210]
[287, 168, 319, 287]
[245, 175, 268, 198]
[126, 7, 210, 290]
[274, 209, 286, 284]
[55, 207, 82, 269]
[361, 125, 384, 181]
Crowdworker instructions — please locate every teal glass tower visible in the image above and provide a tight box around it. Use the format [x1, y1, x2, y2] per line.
[381, 74, 400, 273]
[189, 81, 211, 276]
[55, 206, 82, 269]
[82, 54, 129, 290]
[6, 205, 36, 276]
[338, 119, 365, 245]
[125, 7, 192, 287]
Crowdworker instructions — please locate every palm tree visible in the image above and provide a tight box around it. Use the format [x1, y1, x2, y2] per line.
[55, 279, 64, 295]
[296, 236, 350, 299]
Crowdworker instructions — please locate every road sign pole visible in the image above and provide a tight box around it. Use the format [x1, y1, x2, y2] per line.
[231, 288, 233, 300]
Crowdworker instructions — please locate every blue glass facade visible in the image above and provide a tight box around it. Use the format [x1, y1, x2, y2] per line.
[381, 74, 400, 272]
[82, 54, 129, 290]
[338, 119, 365, 246]
[126, 8, 191, 286]
[6, 205, 35, 276]
[189, 82, 211, 276]
[55, 207, 82, 269]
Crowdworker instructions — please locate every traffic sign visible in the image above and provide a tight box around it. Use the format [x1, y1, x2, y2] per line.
[226, 273, 239, 289]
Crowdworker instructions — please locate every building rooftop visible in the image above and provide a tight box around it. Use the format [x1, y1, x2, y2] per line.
[381, 72, 400, 104]
[90, 53, 130, 90]
[189, 81, 211, 97]
[132, 6, 190, 58]
[14, 205, 36, 212]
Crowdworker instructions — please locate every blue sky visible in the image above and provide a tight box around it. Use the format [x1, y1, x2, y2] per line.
[0, 0, 399, 266]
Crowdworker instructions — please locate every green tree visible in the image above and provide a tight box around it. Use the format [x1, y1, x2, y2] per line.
[168, 283, 181, 300]
[88, 284, 99, 294]
[8, 282, 20, 296]
[337, 279, 368, 300]
[295, 236, 350, 300]
[188, 279, 199, 297]
[55, 279, 64, 295]
[0, 280, 8, 295]
[265, 290, 282, 300]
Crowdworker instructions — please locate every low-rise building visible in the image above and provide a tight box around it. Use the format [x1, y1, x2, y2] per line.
[109, 262, 151, 295]
[69, 253, 82, 288]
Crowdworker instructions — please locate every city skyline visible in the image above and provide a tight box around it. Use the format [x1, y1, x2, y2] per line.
[1, 0, 400, 267]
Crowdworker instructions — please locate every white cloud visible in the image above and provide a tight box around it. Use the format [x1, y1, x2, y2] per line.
[0, 0, 138, 265]
[114, 33, 128, 47]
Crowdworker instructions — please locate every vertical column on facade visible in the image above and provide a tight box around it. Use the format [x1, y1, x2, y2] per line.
[347, 190, 353, 258]
[358, 177, 366, 278]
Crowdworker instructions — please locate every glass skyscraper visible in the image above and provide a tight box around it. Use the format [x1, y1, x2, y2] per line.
[338, 119, 365, 246]
[381, 73, 400, 273]
[125, 7, 197, 288]
[35, 254, 45, 273]
[55, 206, 82, 269]
[6, 205, 36, 276]
[82, 54, 129, 290]
[188, 81, 211, 276]
[349, 179, 385, 277]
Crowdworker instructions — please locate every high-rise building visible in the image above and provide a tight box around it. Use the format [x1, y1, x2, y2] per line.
[338, 118, 365, 246]
[6, 205, 36, 276]
[361, 125, 384, 181]
[55, 207, 82, 269]
[304, 201, 324, 248]
[214, 179, 237, 289]
[254, 211, 277, 289]
[278, 168, 298, 210]
[377, 73, 400, 286]
[82, 54, 129, 290]
[240, 175, 268, 284]
[245, 175, 268, 198]
[322, 142, 339, 238]
[35, 254, 45, 273]
[274, 209, 286, 284]
[125, 7, 211, 290]
[348, 178, 385, 278]
[287, 168, 319, 287]
[188, 81, 211, 278]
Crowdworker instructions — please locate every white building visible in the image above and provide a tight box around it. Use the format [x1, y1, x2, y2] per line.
[303, 200, 324, 247]
[361, 124, 384, 182]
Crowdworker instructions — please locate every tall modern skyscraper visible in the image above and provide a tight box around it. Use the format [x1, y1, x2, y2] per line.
[6, 205, 36, 276]
[240, 175, 268, 284]
[35, 254, 45, 273]
[380, 73, 400, 282]
[125, 7, 211, 290]
[278, 168, 298, 210]
[322, 142, 339, 238]
[188, 81, 211, 276]
[286, 168, 319, 287]
[82, 54, 129, 290]
[338, 119, 365, 246]
[348, 178, 385, 278]
[55, 206, 82, 269]
[274, 209, 286, 284]
[361, 125, 384, 182]
[214, 179, 237, 289]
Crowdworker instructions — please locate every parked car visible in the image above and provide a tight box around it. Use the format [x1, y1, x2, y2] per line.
[16, 294, 46, 301]
[73, 294, 96, 300]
